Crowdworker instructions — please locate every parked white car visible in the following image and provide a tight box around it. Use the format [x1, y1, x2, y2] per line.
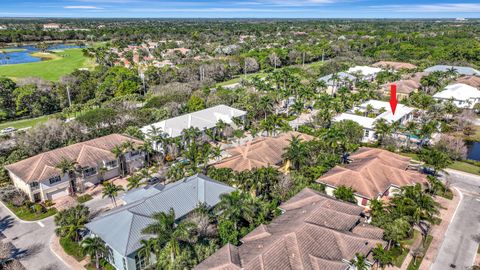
[0, 127, 16, 135]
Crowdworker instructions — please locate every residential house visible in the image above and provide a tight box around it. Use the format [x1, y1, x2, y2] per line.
[433, 83, 480, 109]
[424, 65, 480, 76]
[372, 61, 417, 71]
[318, 72, 357, 94]
[317, 147, 426, 207]
[455, 76, 480, 88]
[214, 131, 314, 172]
[195, 187, 386, 270]
[141, 105, 247, 150]
[5, 134, 145, 202]
[381, 79, 421, 100]
[86, 174, 235, 270]
[43, 23, 61, 30]
[333, 100, 415, 142]
[347, 66, 382, 80]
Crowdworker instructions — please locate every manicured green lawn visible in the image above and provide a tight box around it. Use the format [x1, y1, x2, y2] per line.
[0, 48, 95, 81]
[449, 161, 480, 176]
[60, 237, 85, 262]
[392, 230, 421, 267]
[0, 115, 53, 130]
[400, 152, 480, 176]
[5, 203, 57, 221]
[407, 235, 433, 270]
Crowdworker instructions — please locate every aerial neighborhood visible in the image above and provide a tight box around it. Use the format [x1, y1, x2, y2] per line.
[0, 16, 479, 270]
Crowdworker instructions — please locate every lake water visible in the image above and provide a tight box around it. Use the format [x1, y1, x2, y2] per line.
[0, 44, 83, 65]
[466, 141, 480, 161]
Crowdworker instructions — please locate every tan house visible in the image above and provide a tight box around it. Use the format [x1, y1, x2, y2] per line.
[382, 79, 421, 100]
[5, 134, 145, 202]
[317, 147, 426, 207]
[372, 61, 417, 71]
[214, 131, 314, 172]
[195, 188, 386, 270]
[456, 75, 480, 88]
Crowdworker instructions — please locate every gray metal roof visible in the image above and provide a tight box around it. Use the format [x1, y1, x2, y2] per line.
[424, 65, 480, 76]
[318, 72, 356, 85]
[122, 184, 165, 204]
[86, 174, 234, 256]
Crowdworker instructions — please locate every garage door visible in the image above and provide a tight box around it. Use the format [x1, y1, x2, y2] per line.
[47, 188, 69, 200]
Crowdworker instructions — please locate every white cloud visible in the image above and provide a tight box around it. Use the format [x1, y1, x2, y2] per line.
[370, 3, 480, 13]
[64, 5, 103, 9]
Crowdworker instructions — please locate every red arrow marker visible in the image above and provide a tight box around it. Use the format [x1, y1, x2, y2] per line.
[390, 84, 398, 115]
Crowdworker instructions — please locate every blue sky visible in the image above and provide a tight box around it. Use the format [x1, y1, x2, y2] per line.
[1, 0, 480, 18]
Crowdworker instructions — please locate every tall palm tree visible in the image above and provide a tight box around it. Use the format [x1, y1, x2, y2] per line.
[142, 208, 195, 263]
[215, 191, 255, 230]
[374, 118, 392, 145]
[111, 145, 127, 177]
[54, 204, 90, 242]
[127, 174, 142, 190]
[351, 253, 368, 270]
[372, 244, 394, 269]
[81, 236, 107, 269]
[55, 157, 80, 195]
[101, 182, 124, 207]
[282, 135, 308, 170]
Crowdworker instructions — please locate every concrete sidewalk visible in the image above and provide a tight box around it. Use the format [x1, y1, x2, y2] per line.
[50, 235, 87, 270]
[419, 188, 461, 270]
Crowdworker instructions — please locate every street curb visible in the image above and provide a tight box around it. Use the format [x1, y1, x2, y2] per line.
[49, 234, 73, 269]
[445, 168, 480, 179]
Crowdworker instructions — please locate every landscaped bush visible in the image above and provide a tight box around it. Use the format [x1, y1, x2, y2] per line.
[77, 194, 93, 203]
[6, 202, 57, 221]
[0, 186, 28, 206]
[60, 237, 85, 262]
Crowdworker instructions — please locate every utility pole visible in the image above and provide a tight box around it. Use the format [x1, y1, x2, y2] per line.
[66, 85, 72, 107]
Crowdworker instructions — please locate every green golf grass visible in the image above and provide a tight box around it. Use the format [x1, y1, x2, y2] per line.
[0, 48, 95, 81]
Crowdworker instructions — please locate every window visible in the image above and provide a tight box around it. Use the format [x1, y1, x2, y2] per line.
[105, 160, 118, 169]
[364, 129, 369, 137]
[361, 198, 368, 206]
[83, 167, 97, 177]
[30, 182, 39, 190]
[135, 253, 147, 270]
[123, 258, 127, 270]
[48, 176, 61, 184]
[107, 246, 115, 265]
[130, 150, 141, 157]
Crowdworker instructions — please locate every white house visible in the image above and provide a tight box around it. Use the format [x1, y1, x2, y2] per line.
[433, 83, 480, 109]
[424, 65, 480, 76]
[333, 100, 415, 142]
[347, 66, 383, 80]
[141, 105, 247, 150]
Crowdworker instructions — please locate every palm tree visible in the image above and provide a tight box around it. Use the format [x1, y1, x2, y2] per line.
[351, 253, 368, 270]
[55, 157, 80, 195]
[142, 208, 195, 263]
[54, 204, 90, 242]
[81, 237, 107, 269]
[102, 182, 124, 207]
[372, 244, 394, 269]
[374, 118, 392, 145]
[282, 135, 308, 170]
[333, 186, 357, 203]
[139, 141, 154, 166]
[215, 191, 255, 230]
[112, 145, 127, 177]
[127, 174, 142, 190]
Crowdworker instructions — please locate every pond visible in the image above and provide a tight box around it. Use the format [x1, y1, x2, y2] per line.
[0, 44, 83, 65]
[466, 141, 480, 161]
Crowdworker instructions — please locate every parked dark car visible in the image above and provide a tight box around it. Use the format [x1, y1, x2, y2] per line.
[147, 177, 160, 185]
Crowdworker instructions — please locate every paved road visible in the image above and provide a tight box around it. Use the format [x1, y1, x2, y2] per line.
[431, 170, 480, 270]
[0, 193, 118, 270]
[0, 206, 68, 270]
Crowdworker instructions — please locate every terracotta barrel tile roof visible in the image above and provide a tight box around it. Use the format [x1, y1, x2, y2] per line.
[317, 147, 426, 199]
[456, 75, 480, 88]
[372, 61, 417, 70]
[5, 134, 143, 183]
[214, 131, 314, 172]
[195, 188, 386, 270]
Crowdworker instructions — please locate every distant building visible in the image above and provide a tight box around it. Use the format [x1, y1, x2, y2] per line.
[141, 105, 247, 150]
[43, 23, 61, 30]
[424, 65, 480, 76]
[0, 25, 7, 30]
[433, 83, 480, 109]
[318, 147, 426, 207]
[333, 100, 415, 142]
[318, 72, 357, 94]
[347, 66, 382, 80]
[381, 79, 421, 100]
[372, 61, 417, 71]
